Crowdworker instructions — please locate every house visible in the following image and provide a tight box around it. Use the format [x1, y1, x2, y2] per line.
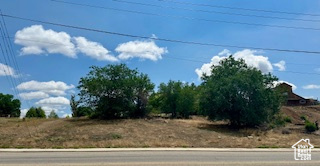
[292, 139, 314, 160]
[277, 83, 318, 106]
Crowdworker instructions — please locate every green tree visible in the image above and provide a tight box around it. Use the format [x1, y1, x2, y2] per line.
[25, 107, 46, 118]
[77, 106, 92, 117]
[78, 64, 154, 119]
[155, 81, 198, 118]
[0, 93, 21, 117]
[200, 56, 281, 127]
[48, 110, 59, 118]
[70, 94, 79, 117]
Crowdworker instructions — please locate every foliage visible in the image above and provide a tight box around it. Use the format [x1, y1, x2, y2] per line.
[200, 56, 282, 127]
[77, 106, 93, 117]
[78, 64, 154, 119]
[25, 107, 46, 118]
[48, 110, 59, 119]
[0, 93, 21, 117]
[284, 116, 292, 123]
[305, 121, 317, 132]
[300, 115, 307, 121]
[70, 94, 79, 117]
[152, 81, 198, 118]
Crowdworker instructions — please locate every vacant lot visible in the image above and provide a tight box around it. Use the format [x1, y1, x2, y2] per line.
[0, 106, 319, 148]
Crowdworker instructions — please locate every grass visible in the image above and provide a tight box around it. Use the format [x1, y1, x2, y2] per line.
[0, 106, 320, 148]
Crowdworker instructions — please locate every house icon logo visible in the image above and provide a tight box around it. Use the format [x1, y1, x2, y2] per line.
[292, 139, 314, 160]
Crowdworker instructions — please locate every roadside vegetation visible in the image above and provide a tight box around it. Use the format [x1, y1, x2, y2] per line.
[0, 56, 319, 148]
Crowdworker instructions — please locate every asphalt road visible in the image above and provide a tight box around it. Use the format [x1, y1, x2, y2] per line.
[1, 150, 320, 166]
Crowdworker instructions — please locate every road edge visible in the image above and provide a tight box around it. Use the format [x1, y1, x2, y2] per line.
[1, 148, 320, 152]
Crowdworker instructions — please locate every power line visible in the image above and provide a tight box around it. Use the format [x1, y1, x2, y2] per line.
[5, 34, 320, 76]
[164, 56, 320, 76]
[158, 0, 320, 17]
[2, 35, 320, 77]
[112, 0, 320, 23]
[2, 13, 320, 55]
[50, 0, 320, 31]
[3, 35, 319, 68]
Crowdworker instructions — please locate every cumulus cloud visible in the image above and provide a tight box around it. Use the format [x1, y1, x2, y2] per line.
[35, 96, 70, 106]
[0, 63, 17, 77]
[273, 60, 286, 71]
[274, 80, 297, 91]
[20, 109, 28, 118]
[18, 91, 49, 100]
[15, 25, 76, 57]
[303, 84, 320, 89]
[195, 49, 273, 79]
[17, 80, 74, 96]
[73, 37, 118, 62]
[116, 40, 168, 61]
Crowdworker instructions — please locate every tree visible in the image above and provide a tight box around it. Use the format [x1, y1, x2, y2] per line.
[78, 64, 154, 119]
[200, 56, 281, 127]
[0, 93, 21, 117]
[48, 110, 59, 119]
[25, 107, 46, 118]
[155, 81, 198, 118]
[70, 94, 79, 117]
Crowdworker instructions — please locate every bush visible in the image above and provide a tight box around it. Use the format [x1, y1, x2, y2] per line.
[305, 121, 317, 132]
[284, 116, 292, 123]
[25, 107, 46, 118]
[300, 115, 307, 121]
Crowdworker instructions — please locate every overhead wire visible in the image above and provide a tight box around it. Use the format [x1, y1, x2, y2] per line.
[112, 0, 320, 23]
[157, 0, 320, 17]
[1, 34, 319, 76]
[50, 0, 320, 31]
[2, 13, 320, 55]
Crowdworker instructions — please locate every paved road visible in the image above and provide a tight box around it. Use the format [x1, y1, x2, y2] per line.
[1, 150, 320, 166]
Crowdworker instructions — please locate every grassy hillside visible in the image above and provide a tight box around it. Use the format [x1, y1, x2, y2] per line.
[0, 106, 319, 148]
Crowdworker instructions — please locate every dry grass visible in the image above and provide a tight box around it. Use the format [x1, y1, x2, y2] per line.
[0, 106, 320, 148]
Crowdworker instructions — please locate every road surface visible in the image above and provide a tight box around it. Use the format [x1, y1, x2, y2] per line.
[1, 150, 319, 166]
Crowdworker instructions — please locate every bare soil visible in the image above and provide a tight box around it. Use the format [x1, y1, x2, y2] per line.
[0, 106, 319, 148]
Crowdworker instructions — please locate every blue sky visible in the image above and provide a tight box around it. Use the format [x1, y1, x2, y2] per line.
[1, 0, 320, 117]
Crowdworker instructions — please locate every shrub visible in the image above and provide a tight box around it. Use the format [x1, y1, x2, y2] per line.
[300, 115, 307, 121]
[284, 116, 292, 123]
[25, 107, 46, 118]
[305, 122, 317, 132]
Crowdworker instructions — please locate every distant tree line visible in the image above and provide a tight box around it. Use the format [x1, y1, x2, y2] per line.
[71, 56, 283, 127]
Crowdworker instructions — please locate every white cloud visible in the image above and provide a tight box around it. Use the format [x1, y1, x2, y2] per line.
[273, 60, 286, 71]
[303, 84, 320, 89]
[17, 80, 74, 96]
[73, 37, 118, 62]
[62, 113, 72, 118]
[35, 96, 70, 106]
[15, 25, 76, 57]
[116, 40, 168, 61]
[18, 91, 49, 100]
[0, 63, 17, 77]
[274, 80, 297, 91]
[20, 109, 28, 118]
[195, 49, 273, 79]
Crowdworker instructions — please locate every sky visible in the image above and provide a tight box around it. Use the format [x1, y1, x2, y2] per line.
[1, 0, 320, 117]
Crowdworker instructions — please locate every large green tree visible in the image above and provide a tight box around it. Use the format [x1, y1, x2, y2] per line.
[200, 56, 281, 127]
[0, 93, 20, 117]
[78, 64, 154, 119]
